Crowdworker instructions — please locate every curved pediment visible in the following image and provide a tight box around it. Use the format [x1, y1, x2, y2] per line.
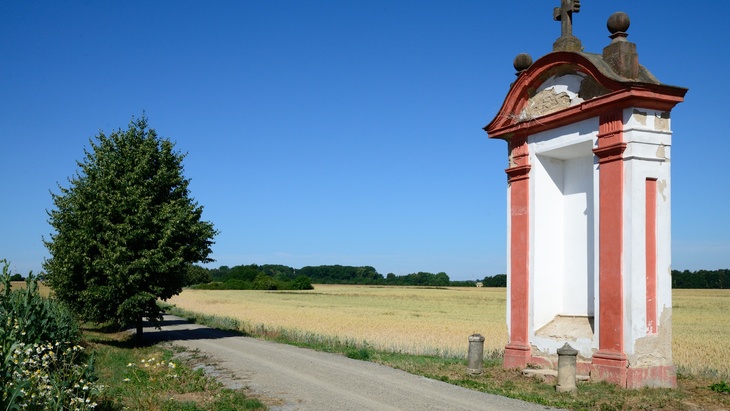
[484, 51, 684, 140]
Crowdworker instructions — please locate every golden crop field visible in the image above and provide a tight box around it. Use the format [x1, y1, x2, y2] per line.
[169, 285, 508, 357]
[168, 286, 730, 378]
[672, 289, 730, 377]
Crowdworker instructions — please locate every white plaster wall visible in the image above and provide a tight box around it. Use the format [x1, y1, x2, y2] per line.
[528, 118, 598, 349]
[530, 151, 596, 358]
[590, 154, 601, 355]
[530, 118, 597, 155]
[621, 107, 673, 357]
[532, 155, 565, 330]
[563, 154, 595, 316]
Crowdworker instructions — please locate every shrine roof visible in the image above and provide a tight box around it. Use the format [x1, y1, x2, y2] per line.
[484, 10, 687, 140]
[575, 51, 661, 86]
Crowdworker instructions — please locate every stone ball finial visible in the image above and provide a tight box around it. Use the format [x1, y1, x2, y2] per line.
[607, 12, 630, 34]
[513, 53, 533, 74]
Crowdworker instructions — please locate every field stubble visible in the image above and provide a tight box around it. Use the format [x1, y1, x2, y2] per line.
[168, 285, 730, 379]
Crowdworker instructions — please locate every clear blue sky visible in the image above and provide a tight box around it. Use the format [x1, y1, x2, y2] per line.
[1, 1, 728, 281]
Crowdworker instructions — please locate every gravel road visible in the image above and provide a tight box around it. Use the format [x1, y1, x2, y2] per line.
[144, 315, 562, 411]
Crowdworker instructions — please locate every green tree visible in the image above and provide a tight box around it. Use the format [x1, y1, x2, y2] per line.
[252, 274, 277, 290]
[43, 115, 217, 341]
[291, 275, 314, 290]
[185, 264, 212, 286]
[482, 274, 507, 287]
[433, 272, 450, 286]
[228, 264, 259, 282]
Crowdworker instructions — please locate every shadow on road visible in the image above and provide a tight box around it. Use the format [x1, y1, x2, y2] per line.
[86, 315, 248, 348]
[149, 318, 190, 327]
[141, 314, 250, 345]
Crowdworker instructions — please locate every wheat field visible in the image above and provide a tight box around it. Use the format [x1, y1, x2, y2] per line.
[672, 289, 730, 377]
[168, 285, 730, 378]
[168, 285, 508, 357]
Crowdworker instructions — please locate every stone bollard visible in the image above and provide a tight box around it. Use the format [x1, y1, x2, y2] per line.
[556, 342, 578, 394]
[466, 334, 485, 375]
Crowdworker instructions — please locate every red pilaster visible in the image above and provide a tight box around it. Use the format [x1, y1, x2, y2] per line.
[591, 111, 628, 385]
[646, 179, 658, 334]
[503, 135, 532, 369]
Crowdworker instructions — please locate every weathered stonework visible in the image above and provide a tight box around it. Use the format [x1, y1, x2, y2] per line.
[631, 308, 673, 368]
[520, 73, 610, 121]
[655, 112, 670, 131]
[632, 109, 671, 131]
[658, 179, 667, 202]
[633, 109, 649, 125]
[577, 76, 609, 100]
[522, 88, 571, 119]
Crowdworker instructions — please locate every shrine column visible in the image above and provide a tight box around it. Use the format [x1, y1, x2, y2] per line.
[503, 134, 532, 369]
[591, 111, 629, 385]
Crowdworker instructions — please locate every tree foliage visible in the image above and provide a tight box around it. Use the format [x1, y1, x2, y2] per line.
[204, 263, 459, 287]
[290, 275, 314, 290]
[185, 264, 212, 286]
[297, 265, 384, 284]
[252, 274, 278, 290]
[672, 269, 730, 289]
[481, 274, 507, 287]
[382, 271, 450, 286]
[43, 116, 217, 338]
[195, 264, 312, 290]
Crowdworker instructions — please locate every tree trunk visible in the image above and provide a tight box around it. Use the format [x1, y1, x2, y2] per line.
[135, 315, 144, 345]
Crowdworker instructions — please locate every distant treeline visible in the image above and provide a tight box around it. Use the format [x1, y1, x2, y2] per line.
[191, 265, 730, 290]
[672, 269, 730, 289]
[188, 264, 506, 289]
[189, 264, 313, 291]
[478, 274, 507, 287]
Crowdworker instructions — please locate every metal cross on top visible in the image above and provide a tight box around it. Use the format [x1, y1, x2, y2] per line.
[554, 0, 581, 38]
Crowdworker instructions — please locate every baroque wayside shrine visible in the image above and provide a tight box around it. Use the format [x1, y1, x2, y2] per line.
[484, 3, 687, 388]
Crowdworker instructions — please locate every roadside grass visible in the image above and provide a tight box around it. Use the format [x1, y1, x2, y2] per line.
[83, 325, 265, 411]
[164, 304, 730, 411]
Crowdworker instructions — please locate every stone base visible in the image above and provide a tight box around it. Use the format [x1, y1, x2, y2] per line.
[502, 343, 531, 369]
[512, 348, 676, 389]
[591, 351, 677, 388]
[626, 365, 677, 389]
[591, 351, 629, 386]
[527, 354, 593, 377]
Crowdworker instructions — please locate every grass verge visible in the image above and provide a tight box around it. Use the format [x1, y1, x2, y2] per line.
[164, 304, 730, 411]
[83, 325, 265, 411]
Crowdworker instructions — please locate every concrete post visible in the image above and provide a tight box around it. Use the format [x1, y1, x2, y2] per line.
[556, 342, 579, 393]
[467, 334, 485, 375]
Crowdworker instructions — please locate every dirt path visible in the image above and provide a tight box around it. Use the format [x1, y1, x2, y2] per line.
[144, 315, 562, 411]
